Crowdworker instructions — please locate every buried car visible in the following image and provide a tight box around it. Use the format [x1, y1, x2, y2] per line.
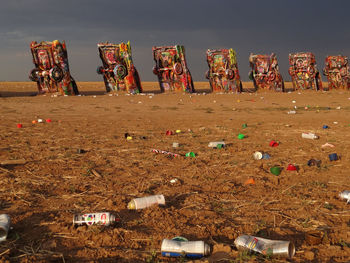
[205, 49, 242, 92]
[323, 55, 350, 90]
[29, 40, 78, 95]
[248, 53, 284, 92]
[97, 41, 142, 94]
[288, 52, 322, 91]
[152, 45, 194, 93]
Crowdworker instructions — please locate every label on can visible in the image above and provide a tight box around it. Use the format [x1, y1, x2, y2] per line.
[73, 212, 111, 226]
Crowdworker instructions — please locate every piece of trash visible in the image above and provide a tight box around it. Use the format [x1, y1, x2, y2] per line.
[336, 106, 341, 110]
[185, 152, 196, 157]
[339, 190, 350, 203]
[333, 121, 338, 124]
[253, 151, 263, 160]
[208, 141, 225, 148]
[172, 142, 180, 148]
[175, 130, 181, 134]
[170, 178, 178, 184]
[16, 124, 22, 128]
[38, 119, 44, 123]
[292, 100, 296, 103]
[242, 123, 248, 128]
[46, 119, 52, 123]
[301, 132, 319, 140]
[321, 143, 335, 148]
[32, 120, 37, 124]
[294, 106, 297, 109]
[151, 149, 180, 157]
[166, 130, 174, 136]
[262, 153, 271, 160]
[269, 140, 279, 147]
[307, 159, 321, 167]
[0, 214, 10, 242]
[126, 136, 133, 140]
[73, 212, 118, 226]
[287, 110, 296, 114]
[161, 237, 210, 258]
[244, 178, 256, 185]
[237, 133, 245, 140]
[286, 164, 297, 171]
[234, 235, 295, 259]
[328, 153, 339, 161]
[270, 166, 281, 176]
[127, 194, 165, 210]
[322, 125, 329, 129]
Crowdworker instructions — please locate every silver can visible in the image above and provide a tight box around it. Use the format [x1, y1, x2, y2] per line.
[161, 238, 210, 258]
[339, 190, 350, 203]
[0, 214, 11, 242]
[73, 212, 117, 226]
[127, 194, 165, 210]
[234, 235, 295, 258]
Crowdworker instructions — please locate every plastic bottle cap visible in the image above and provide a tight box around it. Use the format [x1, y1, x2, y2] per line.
[238, 134, 245, 140]
[186, 152, 195, 157]
[253, 152, 263, 160]
[126, 136, 133, 140]
[127, 200, 136, 210]
[270, 167, 281, 176]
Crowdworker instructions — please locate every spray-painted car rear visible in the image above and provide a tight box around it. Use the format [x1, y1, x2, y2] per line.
[248, 53, 284, 92]
[29, 40, 78, 95]
[323, 55, 350, 90]
[288, 52, 322, 91]
[206, 49, 242, 92]
[97, 42, 142, 94]
[152, 45, 194, 93]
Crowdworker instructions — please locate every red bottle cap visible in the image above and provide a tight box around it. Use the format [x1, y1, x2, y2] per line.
[46, 119, 52, 123]
[166, 130, 173, 136]
[17, 123, 23, 128]
[269, 140, 279, 147]
[287, 164, 297, 171]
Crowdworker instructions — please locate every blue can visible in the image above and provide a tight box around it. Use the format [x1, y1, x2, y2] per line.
[262, 153, 271, 160]
[329, 153, 339, 161]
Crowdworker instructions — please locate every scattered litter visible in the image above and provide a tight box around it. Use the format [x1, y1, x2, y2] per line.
[307, 159, 321, 167]
[152, 149, 180, 157]
[208, 141, 225, 148]
[270, 166, 281, 176]
[262, 153, 271, 159]
[16, 123, 22, 128]
[46, 119, 52, 123]
[294, 106, 297, 109]
[292, 100, 296, 103]
[127, 194, 165, 210]
[126, 136, 133, 140]
[32, 120, 37, 124]
[175, 130, 181, 134]
[170, 178, 178, 184]
[339, 190, 350, 203]
[328, 153, 339, 161]
[237, 133, 245, 140]
[73, 212, 118, 226]
[38, 119, 44, 123]
[301, 132, 319, 140]
[336, 106, 341, 110]
[234, 235, 295, 258]
[172, 142, 179, 148]
[166, 130, 174, 136]
[161, 237, 210, 258]
[185, 152, 196, 157]
[333, 121, 338, 124]
[321, 143, 335, 148]
[287, 110, 296, 114]
[244, 178, 256, 185]
[0, 214, 10, 242]
[269, 140, 279, 147]
[242, 123, 248, 128]
[286, 164, 297, 171]
[322, 125, 329, 129]
[253, 151, 263, 160]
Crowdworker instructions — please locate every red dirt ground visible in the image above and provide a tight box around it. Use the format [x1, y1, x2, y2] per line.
[0, 82, 349, 263]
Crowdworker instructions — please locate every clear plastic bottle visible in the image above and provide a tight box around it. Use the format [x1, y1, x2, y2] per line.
[73, 212, 117, 226]
[0, 214, 10, 242]
[301, 132, 319, 139]
[127, 194, 165, 210]
[161, 238, 210, 258]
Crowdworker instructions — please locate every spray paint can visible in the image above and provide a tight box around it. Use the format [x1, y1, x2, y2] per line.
[161, 237, 210, 258]
[73, 212, 117, 226]
[208, 141, 225, 148]
[127, 194, 165, 210]
[301, 133, 319, 139]
[234, 235, 295, 258]
[339, 190, 350, 203]
[0, 214, 11, 242]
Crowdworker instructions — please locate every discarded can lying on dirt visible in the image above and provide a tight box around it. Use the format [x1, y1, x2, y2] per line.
[161, 237, 210, 258]
[0, 214, 10, 242]
[339, 190, 350, 203]
[73, 212, 118, 226]
[301, 133, 319, 139]
[151, 149, 180, 157]
[127, 194, 165, 210]
[208, 141, 225, 148]
[329, 153, 339, 161]
[234, 235, 295, 258]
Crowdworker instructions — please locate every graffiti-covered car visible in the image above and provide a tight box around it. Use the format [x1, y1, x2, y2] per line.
[323, 55, 350, 90]
[205, 49, 242, 92]
[152, 45, 194, 93]
[288, 52, 322, 91]
[97, 41, 142, 94]
[248, 53, 284, 92]
[29, 40, 79, 95]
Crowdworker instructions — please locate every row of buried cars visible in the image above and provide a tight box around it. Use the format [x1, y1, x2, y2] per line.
[28, 40, 350, 95]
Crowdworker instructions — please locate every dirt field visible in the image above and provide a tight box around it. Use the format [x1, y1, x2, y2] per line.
[0, 82, 349, 263]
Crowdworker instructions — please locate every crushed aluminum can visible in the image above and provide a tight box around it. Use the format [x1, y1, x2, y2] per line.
[151, 149, 180, 157]
[234, 235, 295, 258]
[127, 194, 165, 210]
[73, 212, 118, 226]
[339, 190, 350, 203]
[161, 237, 210, 258]
[0, 214, 10, 242]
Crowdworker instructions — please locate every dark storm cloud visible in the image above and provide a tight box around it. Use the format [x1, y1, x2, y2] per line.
[0, 0, 349, 81]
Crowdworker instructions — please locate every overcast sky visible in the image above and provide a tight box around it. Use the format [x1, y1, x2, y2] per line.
[0, 0, 349, 82]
